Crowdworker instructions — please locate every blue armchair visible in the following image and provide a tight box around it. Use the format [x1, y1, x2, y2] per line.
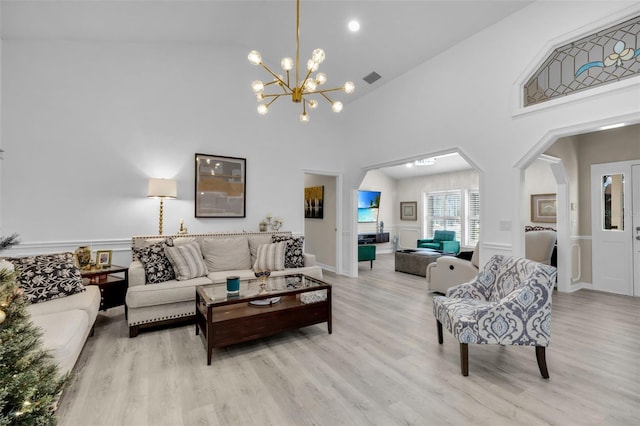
[417, 230, 460, 254]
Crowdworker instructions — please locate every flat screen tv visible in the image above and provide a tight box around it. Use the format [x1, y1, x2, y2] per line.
[358, 190, 381, 223]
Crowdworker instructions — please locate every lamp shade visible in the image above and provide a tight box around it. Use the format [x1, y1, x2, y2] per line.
[147, 178, 177, 198]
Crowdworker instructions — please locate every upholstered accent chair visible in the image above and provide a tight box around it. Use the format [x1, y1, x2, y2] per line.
[525, 230, 557, 265]
[417, 230, 460, 254]
[426, 242, 479, 293]
[433, 255, 557, 377]
[358, 244, 376, 269]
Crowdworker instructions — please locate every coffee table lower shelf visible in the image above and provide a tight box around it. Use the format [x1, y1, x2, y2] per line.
[196, 291, 332, 365]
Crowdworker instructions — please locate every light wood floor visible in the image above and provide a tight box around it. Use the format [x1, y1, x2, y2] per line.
[57, 254, 640, 425]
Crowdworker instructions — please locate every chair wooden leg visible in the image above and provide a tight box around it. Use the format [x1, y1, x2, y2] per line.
[370, 260, 373, 270]
[536, 346, 549, 379]
[460, 343, 469, 376]
[436, 320, 443, 344]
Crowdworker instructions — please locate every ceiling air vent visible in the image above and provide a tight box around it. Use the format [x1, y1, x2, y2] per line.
[363, 71, 382, 85]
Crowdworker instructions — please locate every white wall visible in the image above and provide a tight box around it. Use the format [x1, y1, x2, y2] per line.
[343, 1, 640, 269]
[304, 174, 336, 269]
[524, 159, 557, 227]
[0, 40, 347, 265]
[2, 2, 639, 276]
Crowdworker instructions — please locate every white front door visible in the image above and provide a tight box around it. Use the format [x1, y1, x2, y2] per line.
[633, 165, 640, 296]
[591, 161, 635, 295]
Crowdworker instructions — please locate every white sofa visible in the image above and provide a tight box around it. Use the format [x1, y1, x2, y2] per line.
[28, 287, 101, 375]
[1, 258, 100, 376]
[126, 231, 323, 337]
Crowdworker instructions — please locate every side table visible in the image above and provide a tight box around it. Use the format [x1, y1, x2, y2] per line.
[81, 265, 129, 317]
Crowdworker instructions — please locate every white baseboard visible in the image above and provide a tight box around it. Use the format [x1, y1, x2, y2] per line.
[568, 281, 593, 292]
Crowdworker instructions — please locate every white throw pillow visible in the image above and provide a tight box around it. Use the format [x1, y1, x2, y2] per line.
[253, 242, 286, 271]
[201, 237, 251, 272]
[164, 242, 208, 281]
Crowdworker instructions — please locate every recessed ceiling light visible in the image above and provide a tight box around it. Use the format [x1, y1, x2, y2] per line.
[348, 20, 360, 32]
[599, 122, 626, 130]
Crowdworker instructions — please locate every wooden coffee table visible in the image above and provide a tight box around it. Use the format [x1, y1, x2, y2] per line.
[195, 274, 332, 365]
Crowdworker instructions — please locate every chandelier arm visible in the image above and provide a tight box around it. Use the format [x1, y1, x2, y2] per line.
[265, 96, 280, 108]
[260, 63, 293, 92]
[319, 92, 335, 104]
[308, 87, 347, 95]
[299, 68, 315, 93]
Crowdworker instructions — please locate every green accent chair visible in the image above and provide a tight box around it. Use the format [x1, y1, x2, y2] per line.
[417, 230, 460, 254]
[358, 245, 376, 269]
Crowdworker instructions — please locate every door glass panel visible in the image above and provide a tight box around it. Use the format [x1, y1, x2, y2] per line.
[602, 174, 624, 231]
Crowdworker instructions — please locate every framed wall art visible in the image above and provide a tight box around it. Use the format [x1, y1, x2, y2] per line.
[531, 193, 557, 223]
[96, 250, 112, 267]
[400, 201, 417, 221]
[304, 185, 324, 219]
[195, 154, 246, 218]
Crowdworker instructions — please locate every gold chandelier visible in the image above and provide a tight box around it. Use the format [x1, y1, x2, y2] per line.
[248, 0, 354, 122]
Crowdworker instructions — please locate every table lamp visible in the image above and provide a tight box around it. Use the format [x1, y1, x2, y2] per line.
[147, 178, 177, 235]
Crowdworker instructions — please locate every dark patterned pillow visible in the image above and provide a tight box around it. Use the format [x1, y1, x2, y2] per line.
[132, 241, 175, 284]
[271, 235, 305, 268]
[9, 252, 85, 304]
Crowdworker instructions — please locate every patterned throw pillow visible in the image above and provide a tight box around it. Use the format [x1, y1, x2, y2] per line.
[164, 242, 208, 281]
[272, 235, 305, 268]
[9, 252, 85, 304]
[132, 241, 175, 284]
[253, 242, 287, 271]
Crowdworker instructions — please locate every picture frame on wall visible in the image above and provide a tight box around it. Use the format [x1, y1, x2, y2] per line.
[400, 201, 417, 221]
[304, 186, 324, 219]
[195, 154, 246, 218]
[531, 193, 557, 223]
[96, 250, 112, 268]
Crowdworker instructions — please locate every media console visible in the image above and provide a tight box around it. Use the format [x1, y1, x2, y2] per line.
[357, 232, 390, 245]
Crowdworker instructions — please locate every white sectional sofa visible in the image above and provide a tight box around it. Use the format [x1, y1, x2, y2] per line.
[2, 255, 100, 376]
[126, 231, 323, 337]
[28, 287, 100, 374]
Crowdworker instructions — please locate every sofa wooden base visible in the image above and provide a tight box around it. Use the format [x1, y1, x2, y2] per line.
[129, 315, 195, 338]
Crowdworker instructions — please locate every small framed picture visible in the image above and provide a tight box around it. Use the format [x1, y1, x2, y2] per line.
[400, 201, 418, 221]
[96, 250, 112, 268]
[531, 193, 557, 223]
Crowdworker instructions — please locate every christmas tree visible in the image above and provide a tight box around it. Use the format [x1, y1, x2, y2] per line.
[0, 234, 70, 425]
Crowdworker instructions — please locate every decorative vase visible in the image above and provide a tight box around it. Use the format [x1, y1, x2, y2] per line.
[74, 246, 92, 269]
[259, 221, 267, 232]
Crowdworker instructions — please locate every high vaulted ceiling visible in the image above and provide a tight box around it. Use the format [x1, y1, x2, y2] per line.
[1, 0, 532, 103]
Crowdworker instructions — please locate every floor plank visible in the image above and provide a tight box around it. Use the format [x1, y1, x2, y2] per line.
[56, 254, 640, 425]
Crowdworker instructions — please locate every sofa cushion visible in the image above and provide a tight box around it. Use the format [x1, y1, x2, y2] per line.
[9, 252, 86, 304]
[272, 235, 305, 268]
[30, 309, 89, 375]
[164, 242, 208, 281]
[126, 276, 213, 308]
[201, 237, 251, 272]
[253, 242, 286, 271]
[132, 241, 175, 284]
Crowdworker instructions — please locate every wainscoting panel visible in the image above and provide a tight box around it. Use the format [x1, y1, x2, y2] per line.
[3, 238, 132, 267]
[398, 227, 420, 250]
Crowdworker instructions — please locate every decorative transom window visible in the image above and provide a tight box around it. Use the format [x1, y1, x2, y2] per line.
[524, 15, 640, 107]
